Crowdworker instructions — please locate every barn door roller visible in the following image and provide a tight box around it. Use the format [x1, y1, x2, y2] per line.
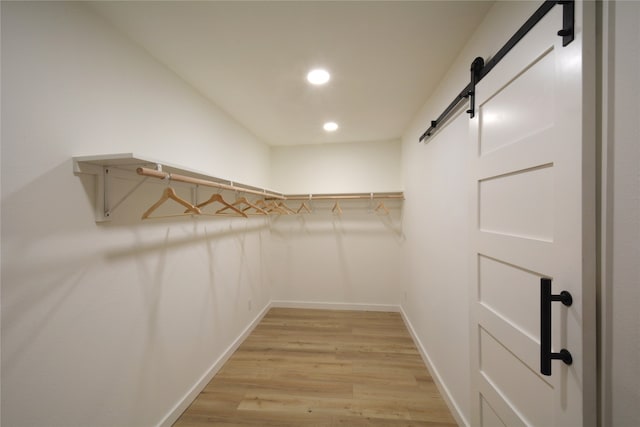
[419, 0, 575, 142]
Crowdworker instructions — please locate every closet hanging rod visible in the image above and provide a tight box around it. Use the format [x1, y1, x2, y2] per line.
[268, 193, 404, 201]
[418, 0, 574, 142]
[136, 167, 286, 200]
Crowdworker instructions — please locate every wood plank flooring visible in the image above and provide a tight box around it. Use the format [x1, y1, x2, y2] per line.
[174, 308, 456, 426]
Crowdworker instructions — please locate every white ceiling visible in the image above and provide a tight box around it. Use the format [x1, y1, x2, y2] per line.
[91, 1, 493, 146]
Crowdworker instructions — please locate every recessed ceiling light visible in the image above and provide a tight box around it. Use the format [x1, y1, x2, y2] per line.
[323, 122, 338, 132]
[307, 69, 330, 85]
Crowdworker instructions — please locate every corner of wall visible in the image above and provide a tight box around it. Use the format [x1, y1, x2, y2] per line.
[399, 2, 546, 424]
[157, 301, 273, 427]
[399, 306, 469, 427]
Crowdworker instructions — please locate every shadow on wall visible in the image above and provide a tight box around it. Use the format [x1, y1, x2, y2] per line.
[2, 159, 271, 261]
[1, 264, 92, 372]
[1, 159, 273, 425]
[266, 201, 405, 305]
[333, 216, 353, 300]
[269, 200, 405, 241]
[2, 161, 108, 315]
[103, 220, 269, 260]
[2, 160, 94, 239]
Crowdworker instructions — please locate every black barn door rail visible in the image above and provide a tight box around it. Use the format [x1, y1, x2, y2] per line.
[418, 0, 574, 142]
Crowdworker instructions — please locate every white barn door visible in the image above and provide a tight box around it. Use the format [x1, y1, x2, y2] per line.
[468, 3, 595, 426]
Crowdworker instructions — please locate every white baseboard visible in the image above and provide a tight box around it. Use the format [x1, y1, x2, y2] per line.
[270, 299, 401, 312]
[399, 305, 469, 427]
[157, 302, 272, 427]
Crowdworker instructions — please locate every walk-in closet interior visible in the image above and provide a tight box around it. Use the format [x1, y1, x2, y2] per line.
[2, 1, 639, 426]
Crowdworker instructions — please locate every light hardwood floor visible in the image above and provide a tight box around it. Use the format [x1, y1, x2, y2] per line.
[174, 308, 456, 426]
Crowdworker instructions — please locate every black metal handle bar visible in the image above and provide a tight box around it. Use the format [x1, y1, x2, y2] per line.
[540, 277, 573, 376]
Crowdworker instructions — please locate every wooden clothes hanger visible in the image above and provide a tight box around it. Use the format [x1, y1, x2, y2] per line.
[375, 200, 390, 215]
[142, 187, 201, 220]
[194, 193, 248, 218]
[253, 199, 287, 215]
[252, 199, 270, 211]
[217, 196, 267, 215]
[297, 201, 312, 214]
[264, 200, 287, 215]
[276, 202, 296, 215]
[332, 201, 342, 215]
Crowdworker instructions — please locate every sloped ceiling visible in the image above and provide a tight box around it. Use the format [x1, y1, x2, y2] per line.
[91, 1, 493, 145]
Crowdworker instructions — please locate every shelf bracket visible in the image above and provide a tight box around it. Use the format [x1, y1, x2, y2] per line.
[93, 167, 148, 222]
[105, 169, 148, 219]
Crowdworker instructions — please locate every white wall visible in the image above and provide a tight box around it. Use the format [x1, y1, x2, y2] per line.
[401, 109, 471, 424]
[1, 2, 272, 426]
[268, 207, 404, 309]
[0, 3, 3, 423]
[400, 2, 540, 425]
[4, 2, 638, 427]
[270, 139, 402, 194]
[600, 2, 640, 425]
[268, 139, 404, 308]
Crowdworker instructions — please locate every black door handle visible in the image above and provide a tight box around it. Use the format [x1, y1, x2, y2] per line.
[540, 278, 573, 376]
